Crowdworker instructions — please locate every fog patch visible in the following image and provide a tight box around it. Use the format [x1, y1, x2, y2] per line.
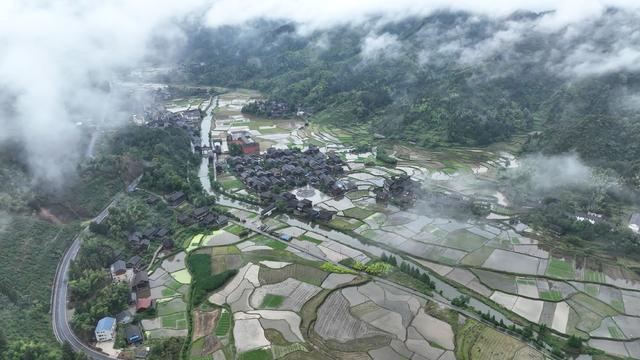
[360, 32, 402, 61]
[510, 153, 593, 192]
[0, 0, 203, 187]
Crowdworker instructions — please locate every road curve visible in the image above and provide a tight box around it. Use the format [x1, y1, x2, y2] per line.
[51, 198, 122, 360]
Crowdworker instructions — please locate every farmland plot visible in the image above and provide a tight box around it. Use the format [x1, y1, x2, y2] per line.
[551, 302, 570, 333]
[314, 291, 387, 342]
[250, 278, 321, 312]
[258, 263, 328, 286]
[483, 249, 540, 275]
[233, 315, 270, 353]
[474, 269, 516, 293]
[444, 230, 489, 252]
[410, 311, 455, 350]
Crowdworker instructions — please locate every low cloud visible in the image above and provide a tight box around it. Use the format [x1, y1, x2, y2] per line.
[360, 33, 402, 60]
[512, 153, 594, 192]
[0, 0, 203, 186]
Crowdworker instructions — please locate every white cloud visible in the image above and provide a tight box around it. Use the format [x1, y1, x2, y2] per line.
[204, 0, 640, 31]
[0, 0, 203, 185]
[360, 33, 402, 60]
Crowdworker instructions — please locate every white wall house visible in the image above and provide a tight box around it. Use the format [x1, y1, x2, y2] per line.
[629, 213, 640, 234]
[95, 317, 116, 342]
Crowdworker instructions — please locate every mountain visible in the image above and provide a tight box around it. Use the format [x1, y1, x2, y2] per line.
[171, 11, 640, 185]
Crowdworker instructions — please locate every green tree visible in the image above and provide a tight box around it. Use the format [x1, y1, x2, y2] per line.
[228, 143, 243, 156]
[566, 335, 583, 351]
[0, 328, 7, 355]
[3, 340, 61, 360]
[61, 342, 75, 360]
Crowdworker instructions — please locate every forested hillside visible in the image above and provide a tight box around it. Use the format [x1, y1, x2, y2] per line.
[172, 12, 640, 184]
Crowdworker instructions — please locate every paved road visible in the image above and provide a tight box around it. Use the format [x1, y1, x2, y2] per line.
[51, 195, 124, 360]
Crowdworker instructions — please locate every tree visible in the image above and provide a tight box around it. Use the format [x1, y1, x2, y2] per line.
[148, 338, 184, 360]
[537, 324, 548, 344]
[3, 340, 61, 360]
[229, 143, 243, 156]
[566, 335, 583, 351]
[61, 342, 75, 360]
[0, 328, 6, 355]
[88, 221, 108, 235]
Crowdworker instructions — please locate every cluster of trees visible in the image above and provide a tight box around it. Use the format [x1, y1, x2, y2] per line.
[0, 330, 87, 360]
[71, 282, 130, 340]
[380, 253, 436, 290]
[104, 200, 148, 240]
[67, 236, 129, 341]
[110, 126, 202, 196]
[147, 337, 184, 360]
[451, 295, 470, 307]
[524, 198, 640, 257]
[352, 261, 393, 275]
[375, 148, 397, 165]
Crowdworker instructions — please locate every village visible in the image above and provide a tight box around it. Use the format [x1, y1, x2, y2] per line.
[75, 87, 640, 360]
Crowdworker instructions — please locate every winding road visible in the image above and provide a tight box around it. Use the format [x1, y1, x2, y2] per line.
[51, 195, 124, 360]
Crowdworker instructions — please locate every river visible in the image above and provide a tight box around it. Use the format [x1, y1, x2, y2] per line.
[198, 97, 215, 195]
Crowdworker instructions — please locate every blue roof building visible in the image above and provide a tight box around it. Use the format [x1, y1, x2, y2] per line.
[95, 317, 116, 342]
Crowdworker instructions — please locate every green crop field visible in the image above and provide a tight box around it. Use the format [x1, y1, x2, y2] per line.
[215, 309, 231, 336]
[212, 245, 241, 255]
[546, 258, 575, 279]
[328, 216, 363, 231]
[299, 234, 323, 244]
[238, 348, 273, 360]
[223, 224, 246, 235]
[250, 234, 287, 250]
[161, 312, 187, 329]
[539, 290, 563, 301]
[444, 230, 487, 252]
[611, 299, 625, 313]
[584, 270, 606, 283]
[261, 294, 285, 309]
[342, 207, 375, 220]
[272, 343, 308, 358]
[585, 284, 599, 297]
[608, 325, 625, 339]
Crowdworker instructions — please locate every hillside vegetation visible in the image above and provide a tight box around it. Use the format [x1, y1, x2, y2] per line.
[175, 14, 640, 185]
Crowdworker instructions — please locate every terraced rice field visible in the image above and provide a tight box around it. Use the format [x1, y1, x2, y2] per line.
[456, 319, 543, 360]
[444, 230, 488, 252]
[259, 263, 328, 286]
[343, 207, 375, 220]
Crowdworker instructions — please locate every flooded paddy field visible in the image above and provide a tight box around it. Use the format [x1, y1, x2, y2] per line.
[172, 87, 640, 357]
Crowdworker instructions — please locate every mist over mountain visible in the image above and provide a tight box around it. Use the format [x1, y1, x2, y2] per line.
[1, 1, 640, 186]
[170, 6, 640, 184]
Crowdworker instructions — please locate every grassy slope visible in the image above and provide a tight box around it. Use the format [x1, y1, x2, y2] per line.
[0, 213, 81, 341]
